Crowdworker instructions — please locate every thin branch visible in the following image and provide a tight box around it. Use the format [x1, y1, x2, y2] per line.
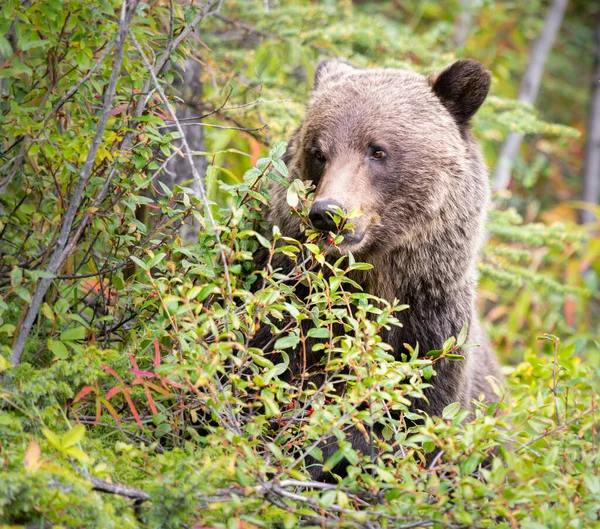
[10, 0, 140, 366]
[516, 407, 595, 452]
[89, 475, 150, 501]
[129, 30, 233, 303]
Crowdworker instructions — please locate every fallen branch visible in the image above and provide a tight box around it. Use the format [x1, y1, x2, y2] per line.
[89, 475, 150, 502]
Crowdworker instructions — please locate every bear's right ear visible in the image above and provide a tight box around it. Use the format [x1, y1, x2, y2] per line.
[429, 59, 491, 126]
[313, 59, 356, 91]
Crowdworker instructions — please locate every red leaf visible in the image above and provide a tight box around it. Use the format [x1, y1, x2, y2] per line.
[129, 353, 139, 371]
[110, 102, 129, 116]
[106, 386, 123, 399]
[154, 340, 161, 367]
[73, 385, 95, 402]
[144, 385, 158, 415]
[129, 369, 156, 378]
[564, 297, 576, 327]
[162, 377, 183, 389]
[123, 392, 143, 428]
[101, 364, 124, 383]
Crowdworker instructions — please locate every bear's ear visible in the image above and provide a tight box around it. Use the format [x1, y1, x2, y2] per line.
[313, 59, 356, 91]
[429, 59, 491, 125]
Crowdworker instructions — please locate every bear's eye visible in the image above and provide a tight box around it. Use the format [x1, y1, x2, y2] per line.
[370, 147, 387, 160]
[313, 150, 326, 163]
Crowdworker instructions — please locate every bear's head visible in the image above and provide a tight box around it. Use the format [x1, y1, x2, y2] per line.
[290, 58, 491, 257]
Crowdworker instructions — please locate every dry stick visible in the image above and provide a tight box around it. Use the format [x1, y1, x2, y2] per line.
[10, 0, 140, 366]
[89, 475, 150, 501]
[492, 0, 569, 192]
[129, 31, 233, 302]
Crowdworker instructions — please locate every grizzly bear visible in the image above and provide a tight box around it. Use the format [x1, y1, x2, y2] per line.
[258, 58, 502, 479]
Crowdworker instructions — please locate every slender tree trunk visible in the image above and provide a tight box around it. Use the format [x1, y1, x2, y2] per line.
[454, 0, 473, 48]
[493, 0, 569, 191]
[581, 14, 600, 226]
[160, 60, 208, 242]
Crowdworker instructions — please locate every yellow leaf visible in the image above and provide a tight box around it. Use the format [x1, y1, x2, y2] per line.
[65, 446, 89, 463]
[42, 428, 62, 450]
[24, 439, 41, 469]
[62, 424, 85, 448]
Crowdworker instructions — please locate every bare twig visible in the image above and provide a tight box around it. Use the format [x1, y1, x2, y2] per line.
[129, 30, 233, 302]
[10, 0, 140, 365]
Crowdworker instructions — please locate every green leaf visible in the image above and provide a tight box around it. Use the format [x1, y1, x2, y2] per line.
[0, 36, 12, 57]
[322, 448, 345, 472]
[286, 186, 298, 208]
[146, 252, 166, 269]
[304, 243, 321, 255]
[421, 365, 435, 380]
[42, 428, 62, 450]
[308, 446, 323, 462]
[49, 340, 69, 360]
[254, 232, 271, 249]
[65, 446, 90, 463]
[41, 303, 55, 321]
[442, 402, 461, 420]
[307, 327, 330, 339]
[318, 489, 337, 508]
[62, 425, 85, 448]
[443, 336, 456, 352]
[272, 158, 288, 177]
[130, 256, 148, 270]
[0, 324, 15, 336]
[348, 262, 373, 271]
[457, 323, 468, 346]
[269, 141, 287, 159]
[261, 390, 279, 418]
[274, 334, 300, 349]
[60, 326, 87, 342]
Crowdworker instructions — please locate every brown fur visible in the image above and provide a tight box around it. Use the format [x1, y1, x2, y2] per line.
[260, 59, 502, 478]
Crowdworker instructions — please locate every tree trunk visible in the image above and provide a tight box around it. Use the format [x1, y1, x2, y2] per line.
[160, 60, 208, 242]
[453, 0, 473, 48]
[492, 0, 569, 192]
[581, 14, 600, 226]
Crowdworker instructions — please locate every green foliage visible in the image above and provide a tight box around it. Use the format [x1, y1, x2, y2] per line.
[0, 1, 598, 528]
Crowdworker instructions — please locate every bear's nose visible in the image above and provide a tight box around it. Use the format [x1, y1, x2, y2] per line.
[309, 200, 344, 232]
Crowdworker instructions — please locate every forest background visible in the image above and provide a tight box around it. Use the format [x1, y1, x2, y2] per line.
[0, 1, 599, 528]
